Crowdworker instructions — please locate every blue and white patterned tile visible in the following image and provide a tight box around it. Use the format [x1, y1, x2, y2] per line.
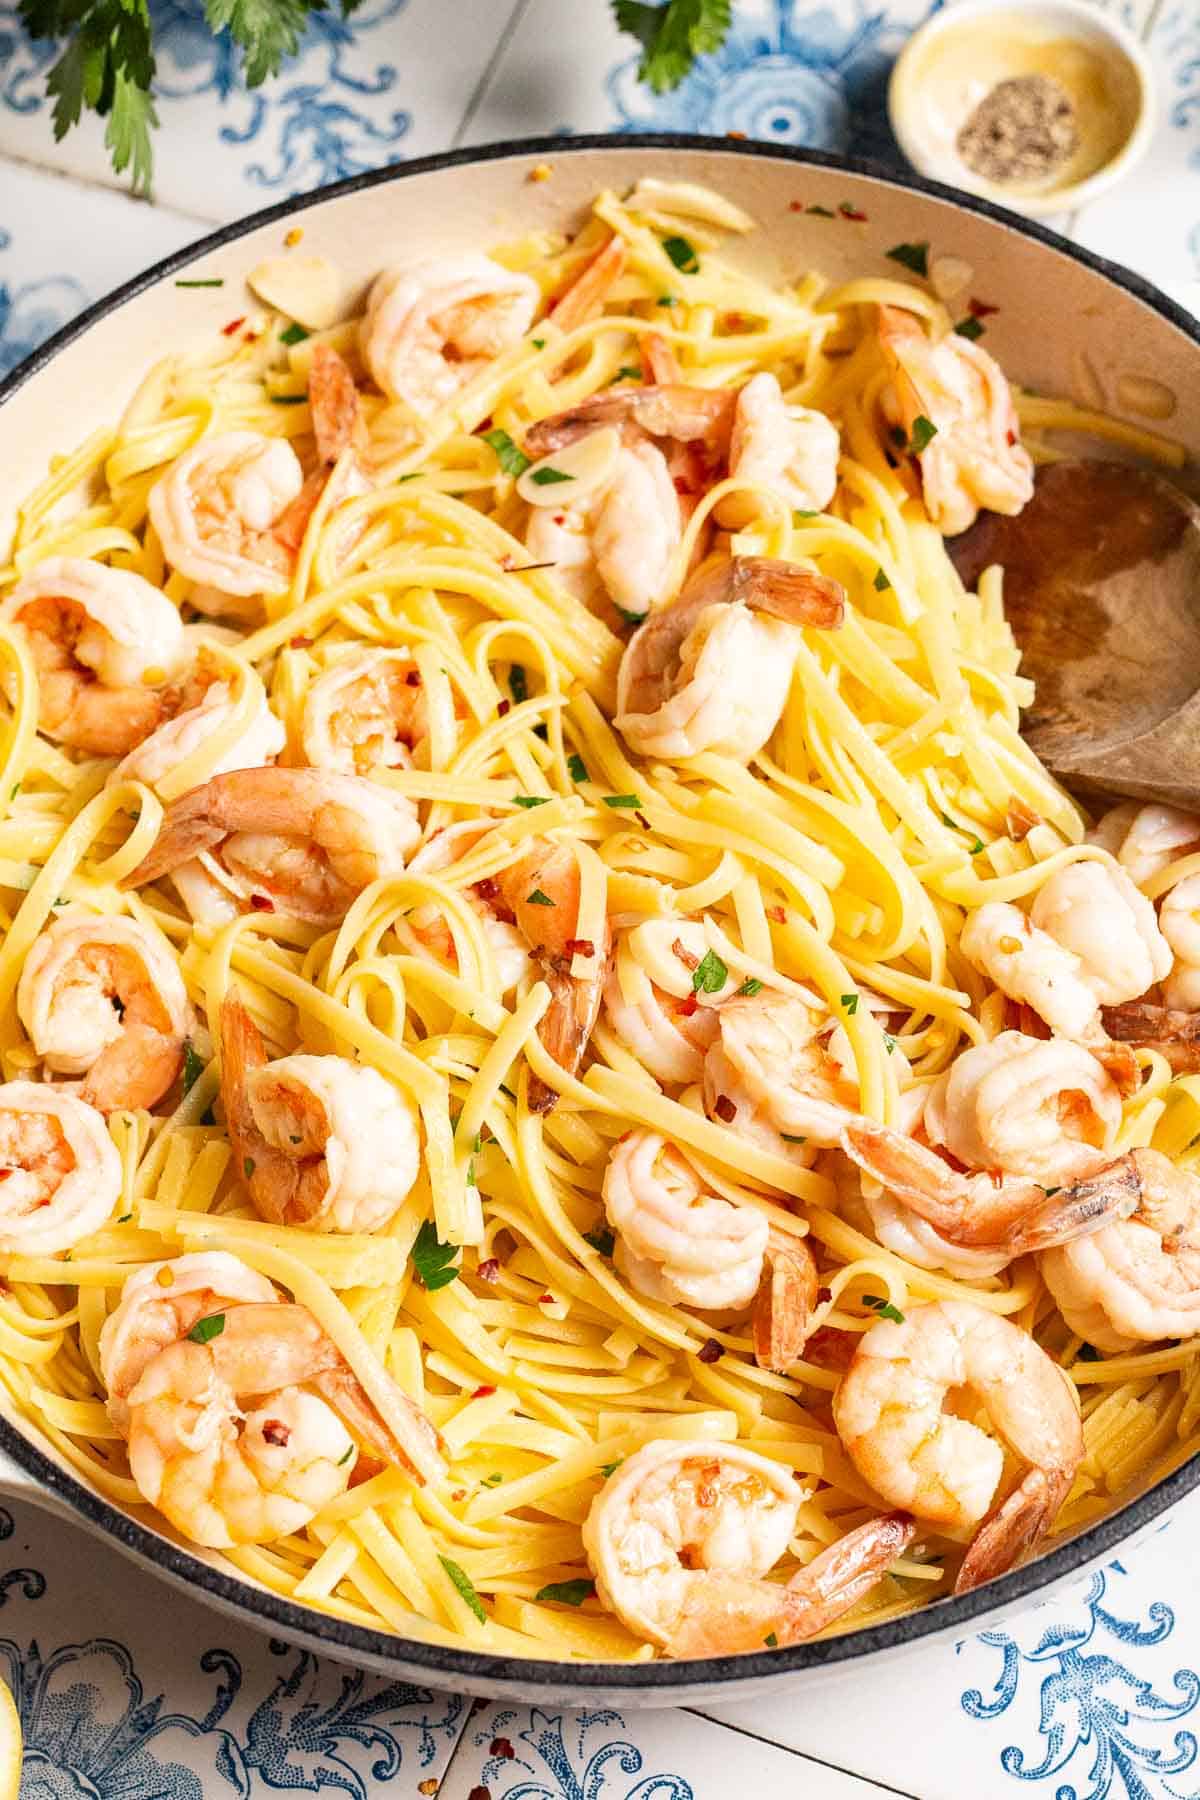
[0, 0, 519, 224]
[0, 1492, 470, 1797]
[0, 159, 199, 377]
[702, 1497, 1200, 1800]
[440, 1699, 907, 1799]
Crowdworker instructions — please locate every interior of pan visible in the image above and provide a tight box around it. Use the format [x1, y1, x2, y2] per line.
[1, 134, 1199, 1701]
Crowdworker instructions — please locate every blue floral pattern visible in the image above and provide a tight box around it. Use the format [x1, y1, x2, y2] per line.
[960, 1560, 1200, 1799]
[0, 228, 89, 380]
[0, 0, 411, 194]
[472, 1707, 694, 1800]
[608, 0, 940, 166]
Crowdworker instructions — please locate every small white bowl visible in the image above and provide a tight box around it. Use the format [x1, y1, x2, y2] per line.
[888, 0, 1155, 218]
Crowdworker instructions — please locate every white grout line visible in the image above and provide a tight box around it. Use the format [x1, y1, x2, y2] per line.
[0, 143, 214, 229]
[682, 1708, 922, 1797]
[451, 0, 534, 149]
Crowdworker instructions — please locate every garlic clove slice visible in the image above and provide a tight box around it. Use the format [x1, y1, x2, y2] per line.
[247, 255, 344, 330]
[516, 426, 621, 507]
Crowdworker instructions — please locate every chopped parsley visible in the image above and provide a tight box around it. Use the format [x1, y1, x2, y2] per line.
[175, 277, 223, 288]
[603, 793, 642, 809]
[909, 415, 938, 453]
[513, 794, 550, 808]
[806, 204, 835, 218]
[271, 394, 307, 406]
[873, 567, 892, 592]
[862, 1293, 905, 1325]
[181, 1039, 205, 1095]
[532, 336, 546, 349]
[567, 752, 589, 783]
[413, 1220, 460, 1292]
[692, 949, 728, 995]
[483, 428, 530, 477]
[655, 295, 679, 308]
[337, 1445, 354, 1466]
[242, 1156, 255, 1179]
[188, 1313, 225, 1344]
[662, 233, 700, 274]
[614, 603, 645, 625]
[599, 1459, 624, 1480]
[1039, 1186, 1062, 1199]
[612, 364, 642, 383]
[780, 1132, 807, 1145]
[509, 664, 529, 705]
[279, 322, 309, 345]
[763, 1632, 779, 1647]
[117, 1212, 132, 1224]
[841, 993, 859, 1015]
[793, 508, 819, 521]
[885, 240, 929, 277]
[1078, 1344, 1102, 1362]
[584, 1227, 615, 1256]
[481, 1472, 504, 1487]
[526, 887, 555, 906]
[536, 1579, 595, 1606]
[883, 1033, 897, 1054]
[439, 1555, 487, 1623]
[736, 977, 762, 997]
[953, 316, 985, 341]
[529, 465, 574, 487]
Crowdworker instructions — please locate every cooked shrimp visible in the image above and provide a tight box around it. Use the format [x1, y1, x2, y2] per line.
[615, 555, 845, 762]
[1102, 998, 1200, 1072]
[149, 432, 306, 617]
[878, 305, 1033, 535]
[525, 436, 682, 622]
[843, 1120, 1139, 1256]
[604, 1129, 770, 1311]
[959, 902, 1104, 1043]
[706, 992, 862, 1149]
[753, 1232, 820, 1374]
[120, 1290, 443, 1546]
[0, 556, 187, 755]
[1041, 1148, 1200, 1350]
[0, 1082, 121, 1254]
[726, 372, 840, 520]
[833, 1299, 1082, 1591]
[1158, 874, 1200, 1009]
[17, 910, 193, 1112]
[125, 766, 421, 925]
[99, 1249, 278, 1433]
[404, 821, 532, 996]
[582, 1439, 915, 1657]
[549, 234, 628, 333]
[220, 992, 420, 1232]
[493, 837, 610, 1113]
[922, 1030, 1122, 1187]
[300, 649, 436, 775]
[361, 255, 539, 416]
[524, 384, 735, 460]
[1088, 800, 1200, 888]
[603, 919, 728, 1085]
[1029, 861, 1172, 1007]
[117, 680, 286, 793]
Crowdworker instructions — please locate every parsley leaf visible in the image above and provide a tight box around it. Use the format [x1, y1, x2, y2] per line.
[439, 1555, 487, 1622]
[764, 1631, 779, 1647]
[862, 1293, 905, 1325]
[612, 0, 733, 94]
[953, 315, 985, 341]
[584, 1227, 616, 1256]
[181, 1039, 206, 1096]
[873, 567, 892, 591]
[203, 0, 313, 88]
[662, 233, 699, 274]
[567, 752, 589, 783]
[885, 240, 929, 277]
[188, 1312, 225, 1344]
[736, 977, 762, 997]
[909, 415, 938, 453]
[513, 794, 550, 808]
[692, 949, 728, 995]
[509, 663, 529, 705]
[530, 465, 574, 487]
[611, 364, 643, 383]
[599, 1458, 624, 1479]
[483, 427, 530, 477]
[603, 793, 642, 809]
[481, 1472, 504, 1487]
[841, 992, 859, 1015]
[526, 887, 555, 906]
[413, 1220, 460, 1292]
[280, 321, 309, 345]
[1078, 1343, 1102, 1362]
[536, 1578, 595, 1606]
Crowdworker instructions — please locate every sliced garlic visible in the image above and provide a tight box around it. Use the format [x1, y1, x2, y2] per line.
[1116, 372, 1177, 421]
[247, 254, 344, 330]
[929, 255, 973, 303]
[626, 178, 756, 233]
[516, 427, 621, 506]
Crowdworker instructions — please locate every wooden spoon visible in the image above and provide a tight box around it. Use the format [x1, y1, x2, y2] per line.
[947, 460, 1200, 809]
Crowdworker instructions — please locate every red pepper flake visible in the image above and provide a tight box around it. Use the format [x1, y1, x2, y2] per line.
[497, 698, 511, 717]
[260, 1419, 290, 1446]
[451, 1488, 467, 1502]
[477, 1257, 500, 1284]
[673, 474, 695, 496]
[968, 296, 1000, 319]
[405, 669, 422, 686]
[474, 876, 499, 902]
[634, 811, 651, 832]
[553, 513, 566, 526]
[767, 904, 786, 923]
[788, 200, 804, 212]
[492, 902, 516, 926]
[249, 893, 275, 912]
[839, 201, 868, 221]
[221, 316, 246, 336]
[724, 312, 746, 331]
[468, 1788, 493, 1800]
[490, 1738, 516, 1760]
[698, 1338, 723, 1364]
[538, 1293, 555, 1305]
[675, 993, 699, 1017]
[564, 937, 594, 959]
[472, 1385, 496, 1399]
[1006, 429, 1018, 446]
[0, 1170, 11, 1183]
[713, 1094, 737, 1124]
[288, 634, 313, 649]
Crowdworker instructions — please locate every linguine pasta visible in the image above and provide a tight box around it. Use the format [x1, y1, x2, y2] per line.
[0, 179, 1196, 1663]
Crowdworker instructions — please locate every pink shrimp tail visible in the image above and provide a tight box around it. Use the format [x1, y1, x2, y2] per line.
[955, 1466, 1073, 1594]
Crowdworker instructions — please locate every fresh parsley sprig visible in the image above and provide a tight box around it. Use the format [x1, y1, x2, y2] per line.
[612, 0, 732, 93]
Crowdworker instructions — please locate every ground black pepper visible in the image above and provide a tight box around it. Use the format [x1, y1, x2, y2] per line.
[957, 74, 1078, 185]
